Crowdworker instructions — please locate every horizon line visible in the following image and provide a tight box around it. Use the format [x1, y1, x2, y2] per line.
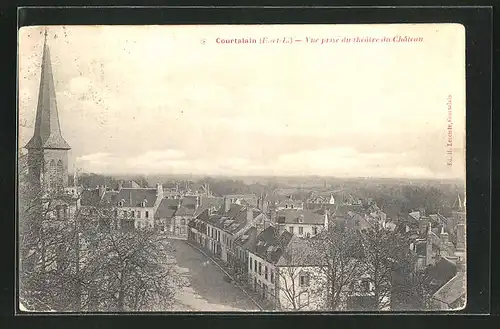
[69, 171, 465, 181]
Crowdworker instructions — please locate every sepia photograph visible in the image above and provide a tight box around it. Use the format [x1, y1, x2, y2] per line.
[17, 24, 466, 313]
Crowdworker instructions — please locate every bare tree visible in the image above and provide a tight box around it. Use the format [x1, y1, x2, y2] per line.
[310, 225, 365, 311]
[81, 226, 180, 312]
[18, 155, 182, 312]
[275, 238, 316, 311]
[359, 225, 428, 311]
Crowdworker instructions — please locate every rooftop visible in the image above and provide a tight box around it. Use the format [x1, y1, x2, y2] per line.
[276, 209, 325, 225]
[109, 188, 158, 207]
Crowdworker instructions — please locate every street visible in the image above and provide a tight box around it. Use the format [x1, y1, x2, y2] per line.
[169, 239, 260, 311]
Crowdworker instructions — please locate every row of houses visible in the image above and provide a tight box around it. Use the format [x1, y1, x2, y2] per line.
[78, 181, 466, 311]
[186, 194, 395, 310]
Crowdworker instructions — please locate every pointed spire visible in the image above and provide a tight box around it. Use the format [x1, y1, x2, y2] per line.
[25, 29, 70, 150]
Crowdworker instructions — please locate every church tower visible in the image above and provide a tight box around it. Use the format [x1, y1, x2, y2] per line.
[24, 31, 71, 195]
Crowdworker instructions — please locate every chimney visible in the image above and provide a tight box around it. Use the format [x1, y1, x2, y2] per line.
[456, 223, 465, 250]
[425, 223, 433, 266]
[278, 223, 286, 236]
[247, 207, 254, 222]
[255, 221, 264, 235]
[224, 196, 231, 213]
[440, 226, 449, 246]
[456, 258, 466, 273]
[98, 185, 106, 198]
[156, 183, 163, 198]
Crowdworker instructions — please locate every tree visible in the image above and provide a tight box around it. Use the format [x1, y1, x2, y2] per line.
[275, 238, 317, 311]
[390, 252, 433, 310]
[79, 224, 181, 311]
[358, 225, 430, 311]
[309, 225, 365, 311]
[18, 157, 183, 312]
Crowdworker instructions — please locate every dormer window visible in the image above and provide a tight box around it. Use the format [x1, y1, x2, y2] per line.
[141, 199, 147, 207]
[361, 279, 371, 292]
[119, 199, 125, 207]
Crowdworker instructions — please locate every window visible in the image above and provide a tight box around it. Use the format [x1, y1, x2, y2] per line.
[299, 227, 304, 235]
[291, 205, 294, 209]
[249, 257, 252, 271]
[270, 271, 274, 283]
[306, 233, 310, 238]
[132, 211, 135, 218]
[114, 210, 118, 217]
[258, 263, 262, 275]
[137, 211, 141, 218]
[299, 273, 310, 287]
[254, 260, 257, 272]
[313, 227, 318, 235]
[361, 279, 371, 292]
[264, 266, 268, 280]
[181, 219, 186, 225]
[145, 211, 149, 218]
[289, 226, 294, 234]
[285, 205, 288, 208]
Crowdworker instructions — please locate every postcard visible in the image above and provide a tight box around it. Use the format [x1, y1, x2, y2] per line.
[18, 24, 466, 312]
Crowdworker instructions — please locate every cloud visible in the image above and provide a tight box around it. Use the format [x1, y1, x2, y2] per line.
[125, 149, 186, 168]
[76, 152, 112, 163]
[18, 26, 466, 179]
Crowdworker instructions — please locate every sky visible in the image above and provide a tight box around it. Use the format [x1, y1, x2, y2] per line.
[18, 24, 466, 179]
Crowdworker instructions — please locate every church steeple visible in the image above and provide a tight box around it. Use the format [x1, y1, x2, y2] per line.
[25, 30, 70, 151]
[25, 29, 71, 193]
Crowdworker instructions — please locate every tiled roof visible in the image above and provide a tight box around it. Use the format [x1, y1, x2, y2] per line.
[121, 180, 141, 188]
[277, 199, 303, 207]
[249, 226, 294, 264]
[333, 204, 365, 217]
[101, 190, 119, 204]
[194, 208, 210, 222]
[276, 235, 321, 266]
[225, 208, 262, 234]
[432, 272, 465, 307]
[216, 203, 244, 219]
[110, 188, 158, 207]
[200, 196, 223, 208]
[425, 257, 457, 293]
[80, 189, 102, 207]
[234, 226, 258, 249]
[276, 209, 325, 225]
[175, 198, 197, 217]
[154, 198, 179, 219]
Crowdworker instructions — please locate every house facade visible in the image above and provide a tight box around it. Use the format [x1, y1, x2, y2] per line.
[276, 209, 327, 238]
[246, 227, 327, 310]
